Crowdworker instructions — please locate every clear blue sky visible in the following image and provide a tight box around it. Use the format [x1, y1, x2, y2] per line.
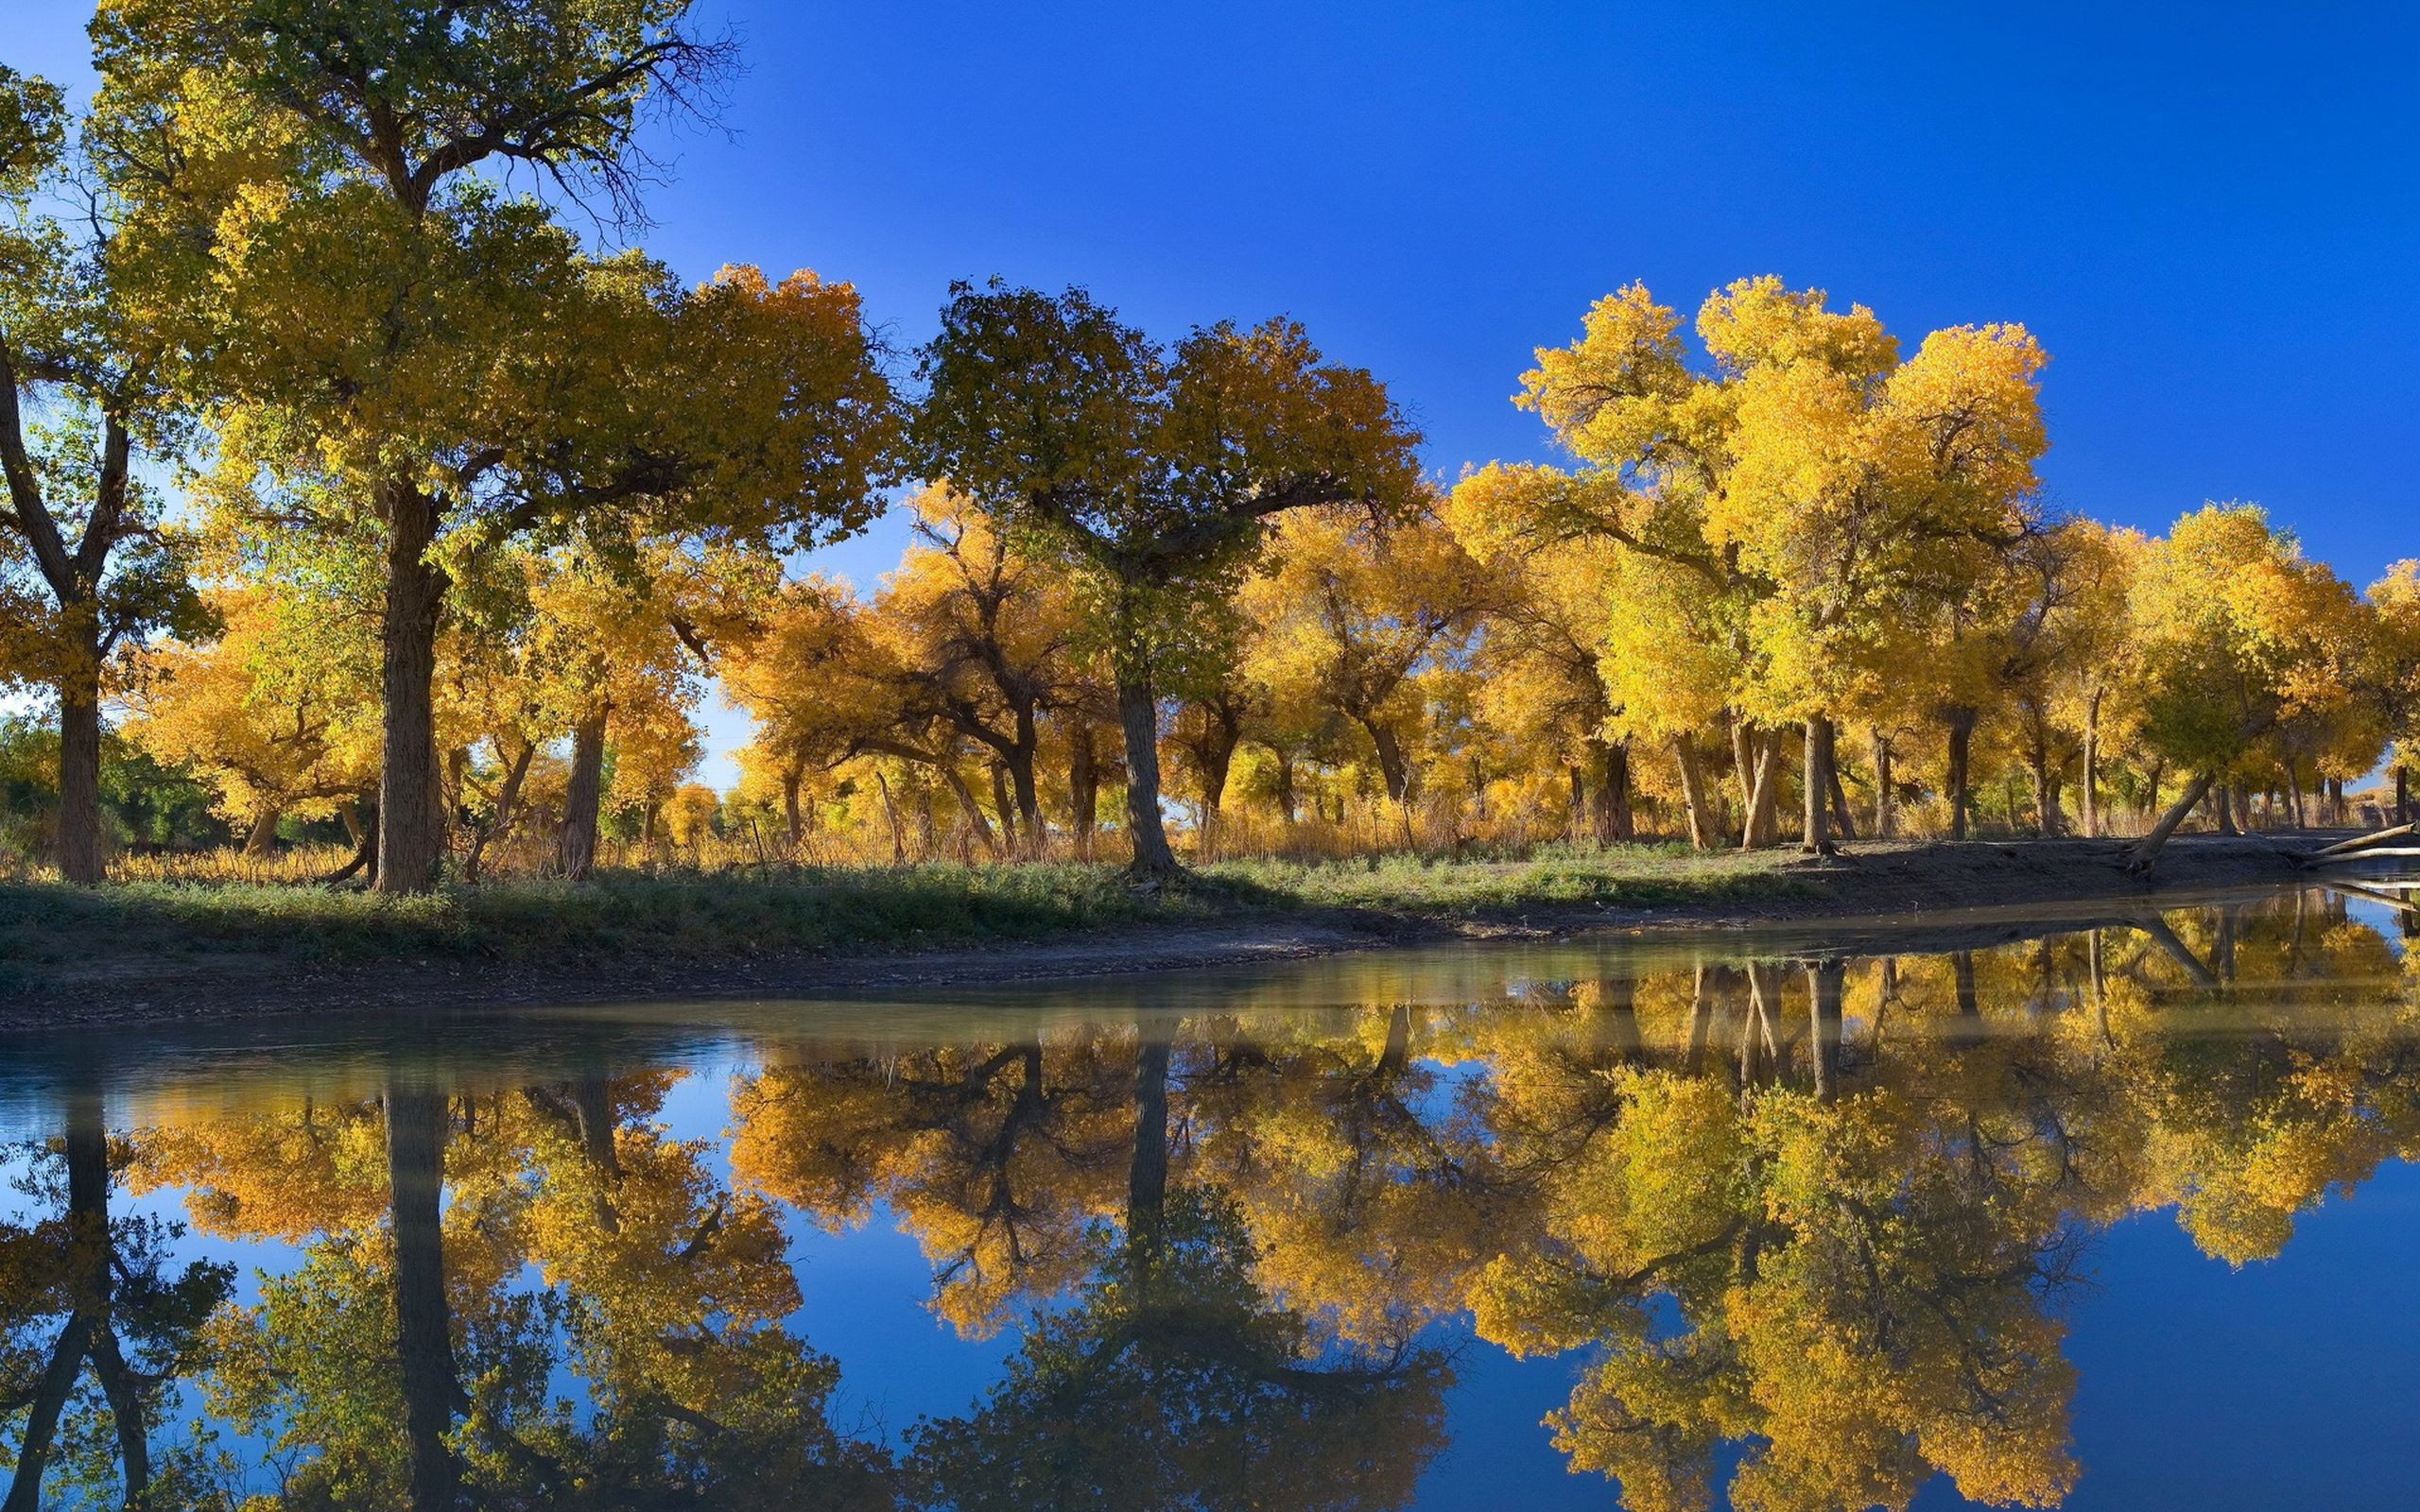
[15, 2, 2418, 784]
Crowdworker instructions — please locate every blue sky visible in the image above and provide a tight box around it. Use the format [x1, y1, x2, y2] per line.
[15, 2, 2418, 785]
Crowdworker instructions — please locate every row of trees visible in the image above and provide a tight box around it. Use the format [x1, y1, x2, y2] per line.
[7, 3, 2414, 892]
[5, 888, 2413, 1507]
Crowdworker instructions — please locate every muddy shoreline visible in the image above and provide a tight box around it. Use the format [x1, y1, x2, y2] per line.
[12, 835, 2339, 1031]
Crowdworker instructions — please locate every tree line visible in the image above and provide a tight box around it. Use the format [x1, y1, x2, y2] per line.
[6, 3, 2415, 894]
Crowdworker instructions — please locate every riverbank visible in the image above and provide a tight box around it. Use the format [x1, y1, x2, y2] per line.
[3, 834, 2325, 1027]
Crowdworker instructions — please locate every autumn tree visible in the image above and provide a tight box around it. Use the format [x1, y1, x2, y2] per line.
[1456, 278, 2046, 852]
[120, 585, 380, 853]
[870, 486, 1084, 855]
[1238, 502, 1496, 816]
[0, 67, 206, 883]
[2123, 505, 2371, 868]
[912, 281, 1424, 876]
[95, 9, 895, 891]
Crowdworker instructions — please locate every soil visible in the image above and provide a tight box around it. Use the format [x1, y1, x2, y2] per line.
[8, 833, 2337, 1031]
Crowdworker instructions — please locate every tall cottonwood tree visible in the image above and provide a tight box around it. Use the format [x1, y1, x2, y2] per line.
[0, 67, 206, 883]
[94, 7, 894, 891]
[913, 281, 1423, 877]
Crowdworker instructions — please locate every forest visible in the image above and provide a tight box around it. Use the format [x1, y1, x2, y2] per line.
[6, 3, 2417, 904]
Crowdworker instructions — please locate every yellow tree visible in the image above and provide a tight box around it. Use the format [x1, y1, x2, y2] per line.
[868, 486, 1084, 854]
[2122, 504, 2372, 868]
[913, 281, 1425, 876]
[119, 585, 379, 853]
[1238, 503, 1497, 815]
[1458, 278, 2047, 852]
[0, 67, 208, 882]
[1440, 488, 1636, 843]
[97, 5, 897, 890]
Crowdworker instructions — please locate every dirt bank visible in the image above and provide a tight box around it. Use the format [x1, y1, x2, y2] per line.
[7, 834, 2330, 1030]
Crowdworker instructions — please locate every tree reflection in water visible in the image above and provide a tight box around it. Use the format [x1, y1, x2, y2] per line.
[3, 887, 2417, 1510]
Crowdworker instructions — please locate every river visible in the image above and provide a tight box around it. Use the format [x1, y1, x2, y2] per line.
[5, 871, 2418, 1509]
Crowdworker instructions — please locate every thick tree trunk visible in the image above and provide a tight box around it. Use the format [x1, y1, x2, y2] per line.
[376, 484, 451, 893]
[781, 765, 804, 848]
[1069, 727, 1098, 860]
[54, 653, 105, 885]
[1127, 1029, 1172, 1261]
[2210, 782, 2239, 835]
[1806, 959, 1844, 1102]
[990, 762, 1020, 851]
[244, 805, 282, 856]
[1196, 738, 1236, 861]
[1801, 716, 1838, 854]
[1567, 765, 1588, 840]
[1871, 729, 1894, 839]
[1674, 736, 1716, 850]
[1365, 718, 1415, 805]
[1944, 706, 1978, 841]
[558, 705, 608, 880]
[2127, 770, 2217, 870]
[1115, 667, 1181, 877]
[387, 1082, 463, 1512]
[1732, 717, 1782, 849]
[1007, 747, 1043, 855]
[1826, 757, 1856, 841]
[1270, 747, 1298, 825]
[1590, 739, 1634, 844]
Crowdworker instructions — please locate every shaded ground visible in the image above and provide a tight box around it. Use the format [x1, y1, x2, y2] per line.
[3, 833, 2324, 1027]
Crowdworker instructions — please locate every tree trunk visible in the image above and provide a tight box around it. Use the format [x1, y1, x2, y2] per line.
[1365, 718, 1415, 805]
[941, 763, 999, 857]
[2082, 689, 2102, 836]
[2210, 782, 2239, 835]
[1069, 727, 1098, 860]
[1567, 764, 1588, 841]
[1944, 706, 1978, 841]
[1674, 736, 1715, 850]
[1801, 716, 1837, 854]
[1197, 738, 1236, 861]
[558, 706, 608, 879]
[242, 808, 282, 856]
[54, 651, 105, 885]
[1127, 1029, 1172, 1262]
[387, 1082, 463, 1512]
[1271, 746, 1298, 826]
[1806, 959, 1844, 1102]
[1826, 756, 1856, 841]
[1871, 729, 1893, 839]
[1590, 739, 1634, 844]
[989, 762, 1020, 851]
[2127, 770, 2217, 870]
[1115, 666, 1181, 877]
[2401, 766, 2411, 826]
[875, 771, 908, 862]
[2027, 733, 2058, 836]
[375, 483, 451, 893]
[781, 765, 804, 848]
[1732, 716, 1781, 849]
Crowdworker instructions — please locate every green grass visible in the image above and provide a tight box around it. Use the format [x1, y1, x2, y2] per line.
[0, 846, 1815, 989]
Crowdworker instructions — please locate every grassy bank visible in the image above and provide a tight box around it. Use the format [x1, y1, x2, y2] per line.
[4, 845, 1806, 989]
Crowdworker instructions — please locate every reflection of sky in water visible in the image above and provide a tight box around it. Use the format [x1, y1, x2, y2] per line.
[9, 883, 2420, 1508]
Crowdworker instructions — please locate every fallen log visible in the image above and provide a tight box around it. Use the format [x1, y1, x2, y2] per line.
[2301, 823, 2415, 866]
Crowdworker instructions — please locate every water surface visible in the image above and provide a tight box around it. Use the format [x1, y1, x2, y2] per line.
[8, 874, 2420, 1509]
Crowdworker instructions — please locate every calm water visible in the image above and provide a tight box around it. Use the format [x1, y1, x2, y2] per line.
[9, 874, 2420, 1510]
